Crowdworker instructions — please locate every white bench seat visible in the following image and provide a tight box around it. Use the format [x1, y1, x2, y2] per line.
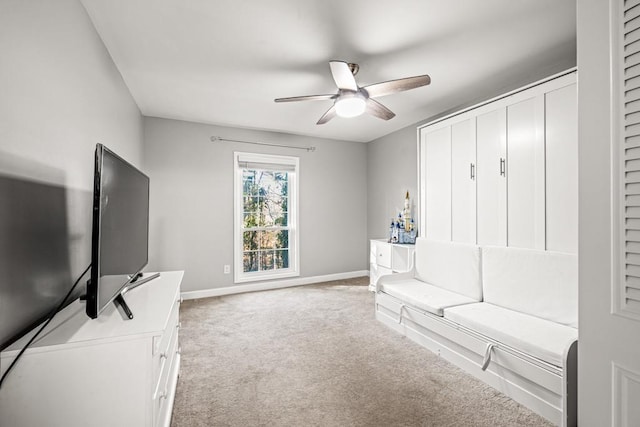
[382, 279, 478, 316]
[444, 302, 578, 367]
[375, 238, 578, 426]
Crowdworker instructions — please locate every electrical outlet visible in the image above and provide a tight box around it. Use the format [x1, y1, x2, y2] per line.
[223, 265, 230, 274]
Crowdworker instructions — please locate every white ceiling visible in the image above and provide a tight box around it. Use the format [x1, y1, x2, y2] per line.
[80, 0, 576, 143]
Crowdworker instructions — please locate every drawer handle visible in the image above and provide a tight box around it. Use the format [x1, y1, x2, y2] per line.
[481, 343, 495, 371]
[153, 356, 168, 400]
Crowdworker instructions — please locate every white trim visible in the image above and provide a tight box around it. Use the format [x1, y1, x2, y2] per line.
[612, 362, 640, 427]
[610, 0, 625, 319]
[181, 270, 369, 300]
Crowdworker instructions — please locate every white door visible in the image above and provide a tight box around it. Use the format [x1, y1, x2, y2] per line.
[506, 96, 545, 249]
[423, 126, 451, 241]
[545, 83, 578, 254]
[451, 118, 477, 243]
[578, 1, 640, 425]
[476, 108, 507, 246]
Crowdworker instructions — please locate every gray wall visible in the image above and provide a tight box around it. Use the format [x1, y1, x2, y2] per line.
[366, 125, 419, 241]
[143, 117, 368, 292]
[0, 0, 142, 327]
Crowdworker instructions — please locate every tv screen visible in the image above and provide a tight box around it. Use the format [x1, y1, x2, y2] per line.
[86, 144, 149, 319]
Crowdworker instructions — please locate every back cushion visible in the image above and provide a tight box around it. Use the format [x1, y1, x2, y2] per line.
[482, 246, 578, 328]
[414, 238, 482, 301]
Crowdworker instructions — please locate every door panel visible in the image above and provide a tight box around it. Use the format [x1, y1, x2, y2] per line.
[476, 108, 507, 246]
[546, 84, 578, 254]
[507, 96, 545, 249]
[451, 118, 477, 243]
[424, 126, 451, 241]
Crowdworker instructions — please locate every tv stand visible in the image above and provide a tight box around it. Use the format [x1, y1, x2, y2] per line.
[0, 271, 183, 427]
[114, 293, 134, 319]
[114, 272, 162, 319]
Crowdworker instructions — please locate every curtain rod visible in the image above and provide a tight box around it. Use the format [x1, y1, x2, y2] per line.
[210, 136, 316, 152]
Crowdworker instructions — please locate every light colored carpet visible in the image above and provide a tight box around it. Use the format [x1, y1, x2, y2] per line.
[171, 277, 553, 427]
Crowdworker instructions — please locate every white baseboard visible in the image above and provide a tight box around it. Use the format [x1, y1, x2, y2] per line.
[181, 270, 369, 300]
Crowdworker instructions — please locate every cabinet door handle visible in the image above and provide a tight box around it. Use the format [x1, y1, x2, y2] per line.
[499, 158, 506, 177]
[470, 163, 475, 180]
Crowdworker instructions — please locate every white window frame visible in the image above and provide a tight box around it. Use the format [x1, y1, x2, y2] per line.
[234, 151, 299, 283]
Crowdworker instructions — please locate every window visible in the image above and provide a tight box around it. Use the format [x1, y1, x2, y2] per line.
[234, 152, 299, 283]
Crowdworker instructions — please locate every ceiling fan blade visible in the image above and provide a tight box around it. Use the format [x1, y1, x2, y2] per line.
[363, 75, 431, 98]
[366, 99, 396, 121]
[316, 105, 337, 125]
[329, 61, 358, 91]
[275, 94, 336, 103]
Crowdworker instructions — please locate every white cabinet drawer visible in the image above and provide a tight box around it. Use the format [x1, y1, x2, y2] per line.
[152, 324, 179, 427]
[153, 300, 180, 384]
[375, 242, 392, 268]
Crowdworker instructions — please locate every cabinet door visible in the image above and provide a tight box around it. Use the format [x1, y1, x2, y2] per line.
[506, 96, 546, 249]
[545, 83, 578, 253]
[424, 126, 452, 241]
[476, 108, 507, 246]
[451, 118, 477, 243]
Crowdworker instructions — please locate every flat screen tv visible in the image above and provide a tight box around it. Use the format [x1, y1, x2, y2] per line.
[86, 144, 150, 319]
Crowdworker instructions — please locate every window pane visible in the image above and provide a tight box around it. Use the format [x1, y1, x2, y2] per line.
[260, 250, 275, 270]
[243, 212, 259, 228]
[259, 230, 274, 249]
[243, 252, 258, 272]
[261, 195, 284, 226]
[274, 249, 289, 269]
[243, 231, 258, 251]
[243, 171, 258, 196]
[243, 196, 259, 213]
[277, 230, 289, 249]
[274, 212, 288, 226]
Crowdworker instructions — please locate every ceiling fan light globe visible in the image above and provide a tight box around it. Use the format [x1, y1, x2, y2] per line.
[335, 96, 366, 118]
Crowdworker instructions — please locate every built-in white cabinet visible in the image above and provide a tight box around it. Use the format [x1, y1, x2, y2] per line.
[424, 127, 451, 241]
[369, 239, 415, 291]
[451, 118, 477, 243]
[0, 271, 184, 427]
[476, 107, 507, 246]
[419, 70, 577, 253]
[545, 83, 578, 254]
[506, 96, 545, 249]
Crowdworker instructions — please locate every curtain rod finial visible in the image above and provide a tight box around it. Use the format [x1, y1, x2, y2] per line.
[210, 136, 219, 142]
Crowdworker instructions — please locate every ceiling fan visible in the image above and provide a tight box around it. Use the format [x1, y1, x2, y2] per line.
[274, 60, 431, 125]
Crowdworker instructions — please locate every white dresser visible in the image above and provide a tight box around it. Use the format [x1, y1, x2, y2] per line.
[0, 270, 183, 427]
[369, 239, 415, 291]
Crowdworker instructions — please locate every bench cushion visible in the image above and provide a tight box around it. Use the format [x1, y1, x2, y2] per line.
[482, 246, 578, 328]
[414, 238, 482, 301]
[382, 279, 478, 316]
[444, 302, 578, 367]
